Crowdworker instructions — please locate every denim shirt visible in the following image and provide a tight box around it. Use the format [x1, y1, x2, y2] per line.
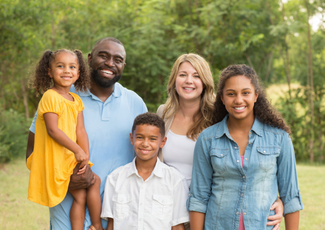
[187, 116, 303, 230]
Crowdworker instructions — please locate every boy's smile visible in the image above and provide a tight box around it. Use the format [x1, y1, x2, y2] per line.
[130, 124, 166, 163]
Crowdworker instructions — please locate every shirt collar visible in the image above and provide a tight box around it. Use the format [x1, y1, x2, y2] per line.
[127, 157, 164, 178]
[76, 82, 122, 99]
[215, 115, 263, 139]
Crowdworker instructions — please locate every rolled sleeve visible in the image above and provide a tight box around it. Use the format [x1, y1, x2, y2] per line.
[283, 192, 303, 215]
[187, 132, 213, 213]
[187, 194, 208, 213]
[277, 133, 303, 215]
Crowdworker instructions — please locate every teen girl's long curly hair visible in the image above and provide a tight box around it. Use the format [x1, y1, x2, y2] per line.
[163, 53, 216, 140]
[32, 49, 89, 96]
[213, 64, 291, 134]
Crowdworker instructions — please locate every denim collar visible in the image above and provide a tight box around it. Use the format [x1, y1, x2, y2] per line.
[215, 115, 263, 139]
[127, 157, 164, 179]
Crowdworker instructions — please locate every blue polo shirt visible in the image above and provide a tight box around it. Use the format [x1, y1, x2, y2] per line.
[29, 83, 147, 229]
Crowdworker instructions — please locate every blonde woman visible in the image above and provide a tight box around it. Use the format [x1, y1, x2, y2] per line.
[157, 54, 283, 230]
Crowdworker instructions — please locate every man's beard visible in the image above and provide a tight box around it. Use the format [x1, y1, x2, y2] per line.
[90, 67, 122, 88]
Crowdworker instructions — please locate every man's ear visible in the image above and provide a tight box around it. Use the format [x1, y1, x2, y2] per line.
[88, 53, 92, 66]
[130, 133, 134, 145]
[159, 136, 167, 149]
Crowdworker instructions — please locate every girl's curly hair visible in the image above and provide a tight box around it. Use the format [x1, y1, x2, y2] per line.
[32, 49, 90, 96]
[213, 64, 291, 134]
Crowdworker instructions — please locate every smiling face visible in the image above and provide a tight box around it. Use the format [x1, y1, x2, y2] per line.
[221, 75, 258, 123]
[48, 52, 80, 90]
[175, 61, 204, 103]
[88, 40, 126, 88]
[130, 124, 167, 164]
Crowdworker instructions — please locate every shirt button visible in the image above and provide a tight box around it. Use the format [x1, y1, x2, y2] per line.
[237, 160, 240, 163]
[244, 213, 247, 215]
[236, 212, 239, 215]
[234, 147, 237, 149]
[221, 154, 223, 156]
[243, 176, 245, 179]
[245, 158, 248, 160]
[263, 151, 266, 153]
[241, 193, 244, 196]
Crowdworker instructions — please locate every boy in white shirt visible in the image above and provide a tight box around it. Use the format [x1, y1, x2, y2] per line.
[101, 112, 189, 230]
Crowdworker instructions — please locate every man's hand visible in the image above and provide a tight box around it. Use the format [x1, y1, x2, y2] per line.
[267, 197, 283, 230]
[69, 163, 96, 190]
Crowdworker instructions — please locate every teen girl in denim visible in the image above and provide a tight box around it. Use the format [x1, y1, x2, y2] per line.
[188, 64, 303, 230]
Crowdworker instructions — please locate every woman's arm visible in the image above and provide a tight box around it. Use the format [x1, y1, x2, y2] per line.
[284, 211, 299, 230]
[190, 211, 205, 230]
[26, 131, 35, 161]
[43, 112, 87, 165]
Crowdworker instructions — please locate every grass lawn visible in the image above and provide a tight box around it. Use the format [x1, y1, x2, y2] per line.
[1, 159, 324, 229]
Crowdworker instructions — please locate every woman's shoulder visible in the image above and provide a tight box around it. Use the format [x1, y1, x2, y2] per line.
[156, 104, 165, 117]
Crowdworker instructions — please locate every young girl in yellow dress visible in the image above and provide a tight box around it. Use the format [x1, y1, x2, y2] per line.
[27, 49, 103, 230]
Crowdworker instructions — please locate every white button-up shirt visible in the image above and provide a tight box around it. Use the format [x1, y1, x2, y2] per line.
[101, 158, 189, 230]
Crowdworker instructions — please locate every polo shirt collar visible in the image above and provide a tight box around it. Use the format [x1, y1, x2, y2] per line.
[77, 82, 122, 99]
[127, 157, 164, 178]
[215, 115, 263, 139]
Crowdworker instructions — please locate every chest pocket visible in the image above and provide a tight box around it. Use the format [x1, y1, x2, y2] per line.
[112, 194, 132, 220]
[210, 148, 229, 174]
[257, 147, 280, 172]
[152, 195, 173, 220]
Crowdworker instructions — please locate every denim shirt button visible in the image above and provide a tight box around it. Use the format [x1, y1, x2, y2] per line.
[244, 213, 246, 215]
[236, 212, 239, 215]
[221, 154, 223, 156]
[234, 147, 237, 149]
[243, 176, 245, 179]
[241, 193, 243, 196]
[237, 160, 240, 163]
[245, 158, 247, 160]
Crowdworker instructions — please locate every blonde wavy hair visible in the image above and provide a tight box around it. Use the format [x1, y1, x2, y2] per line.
[163, 53, 215, 140]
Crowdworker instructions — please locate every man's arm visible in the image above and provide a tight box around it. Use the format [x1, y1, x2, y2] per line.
[26, 131, 35, 161]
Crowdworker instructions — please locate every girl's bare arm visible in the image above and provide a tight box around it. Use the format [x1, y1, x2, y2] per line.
[190, 211, 205, 230]
[43, 112, 87, 164]
[284, 211, 300, 230]
[171, 223, 185, 230]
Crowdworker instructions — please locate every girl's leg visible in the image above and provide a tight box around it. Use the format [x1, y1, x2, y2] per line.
[87, 174, 103, 230]
[69, 188, 87, 230]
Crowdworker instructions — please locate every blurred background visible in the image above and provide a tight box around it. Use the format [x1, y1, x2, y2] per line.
[0, 0, 324, 229]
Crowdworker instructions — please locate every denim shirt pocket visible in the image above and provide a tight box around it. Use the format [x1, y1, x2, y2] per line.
[112, 194, 132, 220]
[210, 148, 229, 174]
[257, 146, 280, 172]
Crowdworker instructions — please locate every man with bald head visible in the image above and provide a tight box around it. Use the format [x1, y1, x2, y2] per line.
[26, 37, 147, 229]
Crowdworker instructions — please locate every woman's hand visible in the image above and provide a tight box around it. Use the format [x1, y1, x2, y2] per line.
[267, 197, 283, 230]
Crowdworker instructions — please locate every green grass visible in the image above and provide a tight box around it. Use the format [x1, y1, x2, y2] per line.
[1, 159, 324, 229]
[0, 158, 49, 230]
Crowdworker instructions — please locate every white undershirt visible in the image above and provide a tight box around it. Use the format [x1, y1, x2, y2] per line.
[163, 130, 196, 187]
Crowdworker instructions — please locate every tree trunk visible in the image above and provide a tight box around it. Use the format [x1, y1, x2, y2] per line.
[305, 0, 314, 163]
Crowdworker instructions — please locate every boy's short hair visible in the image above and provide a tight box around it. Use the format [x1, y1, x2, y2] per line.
[132, 112, 165, 137]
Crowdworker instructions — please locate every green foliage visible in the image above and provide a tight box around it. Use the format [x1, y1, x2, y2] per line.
[1, 0, 324, 162]
[0, 109, 30, 162]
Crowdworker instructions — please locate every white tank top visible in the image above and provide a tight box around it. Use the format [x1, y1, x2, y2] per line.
[163, 130, 196, 187]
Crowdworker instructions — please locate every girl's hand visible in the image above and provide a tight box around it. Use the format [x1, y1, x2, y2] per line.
[77, 160, 88, 174]
[267, 197, 283, 229]
[74, 149, 88, 163]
